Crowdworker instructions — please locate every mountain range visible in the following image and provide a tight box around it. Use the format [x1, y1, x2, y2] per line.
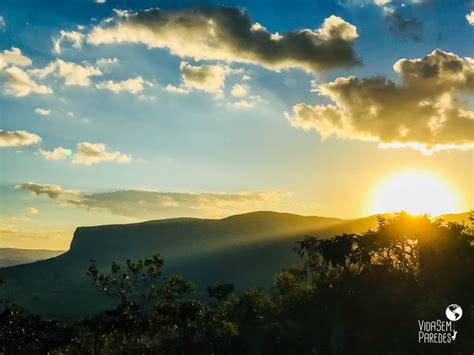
[0, 211, 469, 319]
[0, 248, 65, 268]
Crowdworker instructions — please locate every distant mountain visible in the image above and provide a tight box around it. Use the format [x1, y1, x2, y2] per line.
[0, 248, 65, 268]
[0, 211, 467, 319]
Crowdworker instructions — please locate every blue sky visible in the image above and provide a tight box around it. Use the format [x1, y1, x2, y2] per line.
[0, 0, 473, 249]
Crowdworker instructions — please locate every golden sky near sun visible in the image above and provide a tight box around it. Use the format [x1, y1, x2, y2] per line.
[369, 170, 463, 216]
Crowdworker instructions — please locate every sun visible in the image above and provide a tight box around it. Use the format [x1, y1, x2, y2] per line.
[369, 171, 460, 216]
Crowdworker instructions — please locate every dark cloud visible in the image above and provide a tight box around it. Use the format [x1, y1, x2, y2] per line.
[88, 7, 360, 72]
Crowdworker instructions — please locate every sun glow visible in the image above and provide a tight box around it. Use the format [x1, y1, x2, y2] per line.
[369, 171, 460, 216]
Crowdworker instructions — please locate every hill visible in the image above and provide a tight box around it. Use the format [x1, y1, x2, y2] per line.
[0, 248, 65, 268]
[0, 211, 466, 319]
[437, 212, 471, 224]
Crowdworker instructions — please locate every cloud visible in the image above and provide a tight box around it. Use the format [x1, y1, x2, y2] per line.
[38, 143, 130, 165]
[39, 147, 69, 160]
[0, 16, 5, 30]
[24, 207, 39, 215]
[287, 49, 474, 154]
[96, 57, 118, 67]
[65, 189, 288, 219]
[0, 47, 32, 69]
[180, 62, 228, 93]
[229, 100, 256, 109]
[2, 66, 52, 96]
[165, 84, 189, 94]
[367, 0, 428, 6]
[231, 83, 248, 97]
[95, 0, 106, 3]
[95, 76, 152, 94]
[467, 11, 474, 25]
[384, 11, 422, 42]
[227, 84, 264, 109]
[87, 7, 359, 72]
[0, 220, 70, 249]
[15, 181, 289, 219]
[341, 0, 428, 9]
[0, 48, 52, 97]
[0, 129, 41, 147]
[29, 59, 102, 87]
[72, 142, 132, 165]
[53, 30, 85, 54]
[167, 62, 231, 95]
[228, 94, 264, 109]
[35, 108, 51, 116]
[15, 182, 78, 199]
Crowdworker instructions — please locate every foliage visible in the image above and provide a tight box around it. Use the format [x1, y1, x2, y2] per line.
[0, 213, 473, 354]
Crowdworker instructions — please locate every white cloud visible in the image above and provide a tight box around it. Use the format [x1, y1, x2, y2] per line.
[35, 108, 51, 116]
[95, 0, 106, 3]
[38, 142, 131, 165]
[39, 147, 69, 160]
[72, 142, 132, 165]
[287, 50, 474, 154]
[373, 0, 391, 5]
[229, 99, 256, 109]
[24, 207, 39, 215]
[0, 47, 32, 69]
[52, 30, 85, 55]
[165, 84, 189, 94]
[2, 66, 52, 96]
[96, 57, 118, 67]
[0, 129, 42, 147]
[383, 6, 395, 15]
[467, 11, 474, 25]
[95, 76, 152, 94]
[368, 0, 426, 5]
[228, 94, 264, 110]
[0, 48, 52, 97]
[0, 16, 6, 30]
[87, 7, 359, 72]
[29, 59, 102, 87]
[230, 83, 248, 97]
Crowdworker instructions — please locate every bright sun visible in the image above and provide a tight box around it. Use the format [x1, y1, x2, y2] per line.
[369, 171, 460, 216]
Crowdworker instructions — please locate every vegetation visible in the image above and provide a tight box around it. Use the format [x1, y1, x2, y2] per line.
[1, 213, 473, 354]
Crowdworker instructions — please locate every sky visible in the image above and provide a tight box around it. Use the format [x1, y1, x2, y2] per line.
[0, 0, 473, 250]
